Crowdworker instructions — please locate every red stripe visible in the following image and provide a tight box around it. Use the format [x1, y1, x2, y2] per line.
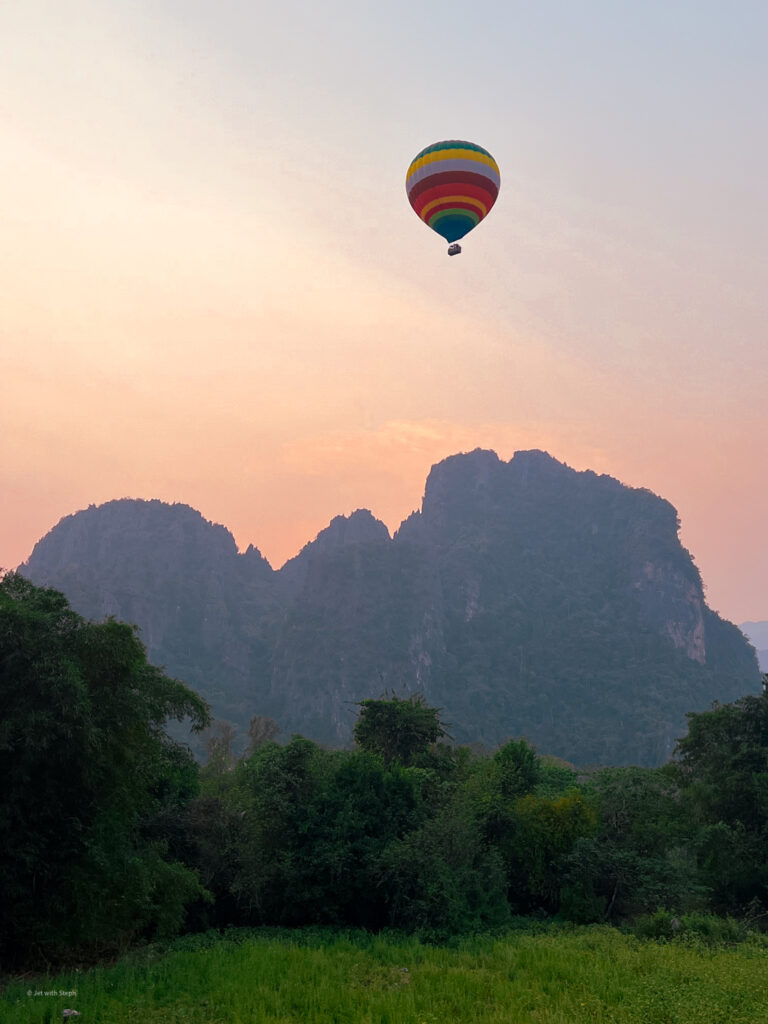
[423, 201, 483, 222]
[410, 182, 497, 218]
[407, 170, 499, 203]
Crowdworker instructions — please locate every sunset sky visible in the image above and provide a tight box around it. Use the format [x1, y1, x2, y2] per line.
[2, 0, 767, 624]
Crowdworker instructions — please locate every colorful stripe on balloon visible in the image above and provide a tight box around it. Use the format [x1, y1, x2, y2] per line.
[406, 141, 500, 243]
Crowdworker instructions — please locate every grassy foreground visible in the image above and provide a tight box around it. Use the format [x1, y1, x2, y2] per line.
[3, 925, 768, 1023]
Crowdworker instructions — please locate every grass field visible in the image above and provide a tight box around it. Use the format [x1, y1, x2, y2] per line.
[3, 925, 768, 1023]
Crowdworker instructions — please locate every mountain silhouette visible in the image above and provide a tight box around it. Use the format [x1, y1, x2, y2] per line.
[20, 449, 761, 766]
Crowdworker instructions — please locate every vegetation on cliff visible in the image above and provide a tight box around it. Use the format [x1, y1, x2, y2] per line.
[20, 450, 761, 766]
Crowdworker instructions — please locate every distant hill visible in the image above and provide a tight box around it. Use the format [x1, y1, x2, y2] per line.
[739, 621, 768, 672]
[17, 499, 280, 734]
[20, 449, 761, 766]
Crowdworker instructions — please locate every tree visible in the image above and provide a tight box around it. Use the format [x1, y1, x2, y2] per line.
[561, 766, 701, 922]
[377, 793, 510, 939]
[217, 739, 425, 928]
[0, 573, 210, 964]
[467, 739, 540, 848]
[246, 714, 280, 755]
[674, 694, 768, 832]
[672, 692, 768, 912]
[353, 693, 448, 767]
[493, 739, 540, 799]
[202, 719, 238, 773]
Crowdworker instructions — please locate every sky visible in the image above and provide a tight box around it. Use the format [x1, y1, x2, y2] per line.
[1, 0, 767, 624]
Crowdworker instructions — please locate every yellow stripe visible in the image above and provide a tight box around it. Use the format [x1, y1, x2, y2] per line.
[419, 193, 488, 218]
[406, 148, 500, 185]
[415, 148, 495, 171]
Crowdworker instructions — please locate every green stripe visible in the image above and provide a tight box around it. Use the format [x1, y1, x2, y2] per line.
[414, 140, 492, 161]
[429, 207, 480, 227]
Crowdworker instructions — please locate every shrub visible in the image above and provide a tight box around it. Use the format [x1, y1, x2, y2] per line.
[633, 910, 747, 945]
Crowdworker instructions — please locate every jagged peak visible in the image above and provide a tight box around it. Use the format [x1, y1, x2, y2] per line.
[509, 448, 572, 472]
[305, 509, 391, 553]
[421, 447, 575, 499]
[278, 509, 390, 585]
[241, 543, 274, 575]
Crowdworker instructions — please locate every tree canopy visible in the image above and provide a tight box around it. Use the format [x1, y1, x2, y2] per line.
[353, 693, 448, 766]
[0, 573, 210, 964]
[3, 574, 766, 968]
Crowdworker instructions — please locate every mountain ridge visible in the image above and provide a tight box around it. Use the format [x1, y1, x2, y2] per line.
[19, 449, 761, 766]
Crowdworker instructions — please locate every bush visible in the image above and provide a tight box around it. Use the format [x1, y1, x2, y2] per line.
[633, 909, 747, 945]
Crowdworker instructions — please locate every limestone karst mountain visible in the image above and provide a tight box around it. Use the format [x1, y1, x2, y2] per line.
[20, 450, 761, 766]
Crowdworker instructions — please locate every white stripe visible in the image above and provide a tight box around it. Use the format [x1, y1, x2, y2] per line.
[407, 157, 500, 190]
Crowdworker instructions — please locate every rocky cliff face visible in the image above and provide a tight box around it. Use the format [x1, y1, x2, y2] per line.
[20, 451, 761, 766]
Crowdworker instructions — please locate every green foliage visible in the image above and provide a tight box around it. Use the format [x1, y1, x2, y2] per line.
[561, 766, 702, 922]
[353, 693, 448, 766]
[505, 791, 599, 912]
[493, 738, 540, 798]
[465, 738, 540, 825]
[562, 837, 702, 925]
[633, 909, 747, 945]
[0, 573, 211, 964]
[377, 795, 511, 939]
[189, 738, 429, 929]
[587, 766, 686, 855]
[535, 755, 578, 796]
[675, 693, 768, 829]
[186, 711, 546, 939]
[5, 620, 766, 973]
[463, 739, 596, 914]
[673, 693, 768, 913]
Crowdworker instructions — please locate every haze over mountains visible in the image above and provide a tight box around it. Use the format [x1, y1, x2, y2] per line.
[20, 449, 761, 767]
[738, 622, 768, 672]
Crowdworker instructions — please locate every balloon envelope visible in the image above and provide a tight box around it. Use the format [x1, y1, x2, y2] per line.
[406, 140, 500, 244]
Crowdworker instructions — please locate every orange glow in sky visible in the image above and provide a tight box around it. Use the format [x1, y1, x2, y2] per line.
[2, 1, 767, 624]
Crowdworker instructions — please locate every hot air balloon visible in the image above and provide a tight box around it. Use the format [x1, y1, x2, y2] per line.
[406, 140, 500, 255]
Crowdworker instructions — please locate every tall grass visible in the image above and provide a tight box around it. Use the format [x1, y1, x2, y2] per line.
[3, 924, 768, 1023]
